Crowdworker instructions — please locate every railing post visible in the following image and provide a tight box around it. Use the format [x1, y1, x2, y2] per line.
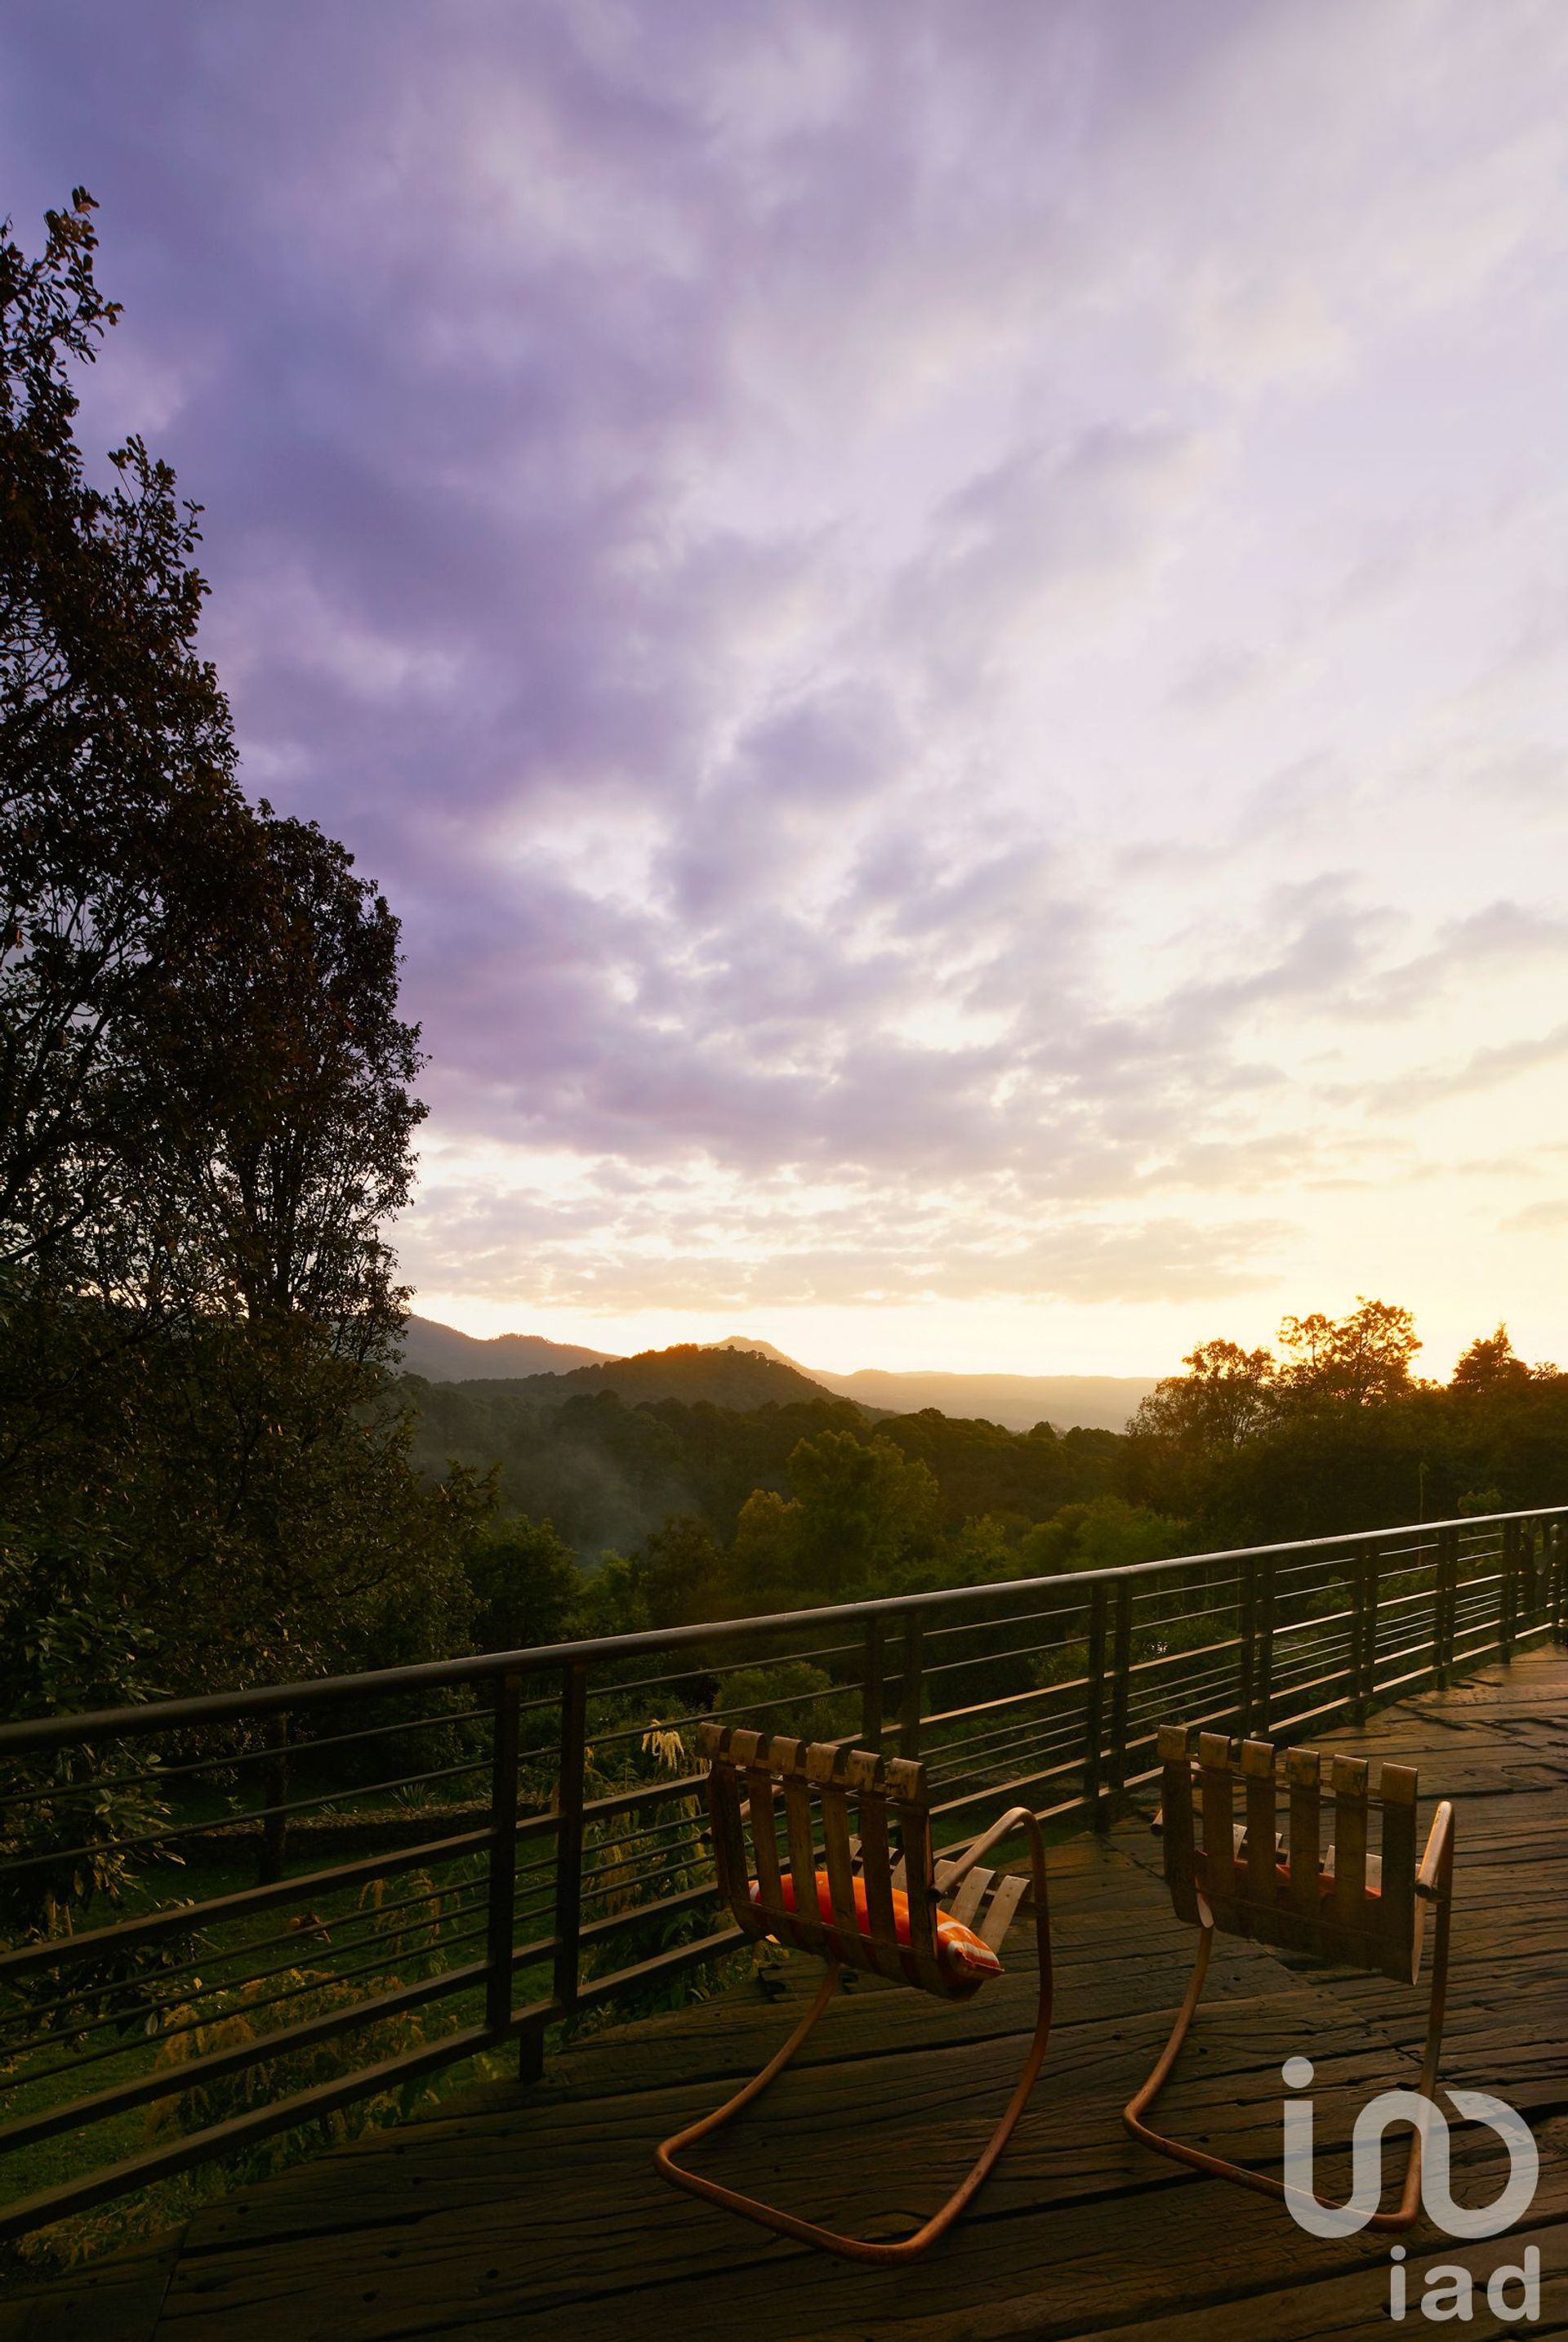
[1361, 1541, 1381, 1708]
[485, 1673, 522, 2040]
[1254, 1555, 1275, 1737]
[861, 1613, 884, 1752]
[1436, 1524, 1458, 1683]
[1542, 1517, 1556, 1630]
[1237, 1555, 1258, 1734]
[898, 1613, 924, 1760]
[1501, 1518, 1520, 1661]
[1552, 1517, 1566, 1645]
[1348, 1547, 1369, 1724]
[1107, 1580, 1134, 1806]
[1521, 1519, 1539, 1632]
[259, 1712, 290, 1886]
[552, 1661, 589, 2016]
[1084, 1581, 1108, 1827]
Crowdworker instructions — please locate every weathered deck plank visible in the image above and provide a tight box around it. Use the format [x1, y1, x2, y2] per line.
[16, 1646, 1568, 2342]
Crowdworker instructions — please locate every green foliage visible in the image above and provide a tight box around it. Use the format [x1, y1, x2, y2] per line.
[1019, 1496, 1186, 1574]
[0, 1530, 171, 1933]
[571, 1552, 650, 1642]
[465, 1513, 579, 1653]
[633, 1512, 724, 1629]
[2, 190, 241, 1291]
[729, 1430, 939, 1610]
[715, 1659, 843, 1744]
[1276, 1298, 1421, 1407]
[1129, 1300, 1568, 1546]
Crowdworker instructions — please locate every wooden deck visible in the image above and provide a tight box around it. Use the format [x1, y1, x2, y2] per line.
[10, 1648, 1568, 2342]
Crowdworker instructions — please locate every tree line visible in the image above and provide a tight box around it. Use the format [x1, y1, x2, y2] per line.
[430, 1295, 1568, 1656]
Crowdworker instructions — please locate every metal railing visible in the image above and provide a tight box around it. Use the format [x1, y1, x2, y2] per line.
[0, 1503, 1563, 2238]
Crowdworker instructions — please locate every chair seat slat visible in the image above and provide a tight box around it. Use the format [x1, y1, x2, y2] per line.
[978, 1871, 1031, 1953]
[945, 1864, 991, 1929]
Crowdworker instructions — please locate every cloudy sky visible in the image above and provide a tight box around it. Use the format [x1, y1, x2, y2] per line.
[7, 2, 1568, 1376]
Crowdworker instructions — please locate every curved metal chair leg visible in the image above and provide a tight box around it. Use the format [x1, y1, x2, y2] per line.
[1124, 1905, 1451, 2231]
[656, 1818, 1054, 2265]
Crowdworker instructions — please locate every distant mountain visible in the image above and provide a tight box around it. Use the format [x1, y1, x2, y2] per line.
[813, 1369, 1156, 1434]
[463, 1342, 840, 1413]
[704, 1336, 1155, 1432]
[708, 1335, 801, 1367]
[398, 1316, 612, 1382]
[403, 1318, 1157, 1432]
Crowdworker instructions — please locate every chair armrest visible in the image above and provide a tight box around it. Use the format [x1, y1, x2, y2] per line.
[1414, 1798, 1455, 1903]
[941, 1806, 1038, 1893]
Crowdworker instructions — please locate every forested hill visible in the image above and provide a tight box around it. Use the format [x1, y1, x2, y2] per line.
[401, 1318, 1156, 1433]
[398, 1317, 611, 1380]
[457, 1342, 843, 1414]
[405, 1306, 1568, 1634]
[403, 1374, 1123, 1565]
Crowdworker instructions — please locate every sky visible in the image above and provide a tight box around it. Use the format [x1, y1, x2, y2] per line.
[6, 1, 1568, 1379]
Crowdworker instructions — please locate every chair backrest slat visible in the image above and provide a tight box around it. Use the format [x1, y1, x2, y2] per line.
[889, 1758, 945, 1992]
[1198, 1733, 1239, 1929]
[1158, 1724, 1201, 1925]
[809, 1741, 862, 1952]
[707, 1733, 751, 1911]
[1330, 1755, 1370, 1962]
[777, 1740, 821, 1940]
[1379, 1761, 1420, 1983]
[1241, 1738, 1281, 1943]
[1285, 1746, 1322, 1952]
[744, 1744, 786, 1932]
[844, 1750, 906, 1983]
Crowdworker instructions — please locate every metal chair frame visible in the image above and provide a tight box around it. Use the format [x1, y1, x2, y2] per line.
[1125, 1724, 1456, 2229]
[654, 1721, 1053, 2264]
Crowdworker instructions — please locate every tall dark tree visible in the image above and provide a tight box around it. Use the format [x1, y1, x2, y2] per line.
[0, 195, 481, 1711]
[145, 810, 425, 1355]
[2, 190, 243, 1291]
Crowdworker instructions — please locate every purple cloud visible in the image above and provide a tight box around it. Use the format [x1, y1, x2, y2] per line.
[6, 2, 1568, 1358]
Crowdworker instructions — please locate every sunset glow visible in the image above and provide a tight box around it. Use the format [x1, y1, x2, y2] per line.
[11, 3, 1568, 1377]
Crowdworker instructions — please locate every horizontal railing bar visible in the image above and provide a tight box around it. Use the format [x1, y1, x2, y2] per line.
[5, 1872, 495, 2041]
[0, 1956, 497, 2159]
[586, 1637, 869, 1702]
[0, 1748, 499, 1882]
[6, 1504, 1559, 1753]
[572, 1925, 746, 2012]
[17, 1912, 497, 2089]
[0, 1824, 498, 1983]
[914, 1674, 1092, 1734]
[917, 1604, 1086, 1648]
[929, 1751, 1081, 1822]
[0, 1706, 497, 1817]
[586, 1680, 860, 1752]
[577, 1878, 721, 1941]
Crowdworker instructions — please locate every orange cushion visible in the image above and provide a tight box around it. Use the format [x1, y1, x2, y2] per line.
[1198, 1851, 1381, 1900]
[749, 1869, 1004, 1984]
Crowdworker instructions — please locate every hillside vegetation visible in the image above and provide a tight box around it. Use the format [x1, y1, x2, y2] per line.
[472, 1341, 840, 1414]
[411, 1300, 1568, 1659]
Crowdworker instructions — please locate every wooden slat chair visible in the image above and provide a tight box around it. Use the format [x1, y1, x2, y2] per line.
[1125, 1724, 1457, 2228]
[654, 1721, 1054, 2264]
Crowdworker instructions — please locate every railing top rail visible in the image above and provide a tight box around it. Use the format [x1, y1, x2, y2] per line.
[2, 1502, 1560, 1755]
